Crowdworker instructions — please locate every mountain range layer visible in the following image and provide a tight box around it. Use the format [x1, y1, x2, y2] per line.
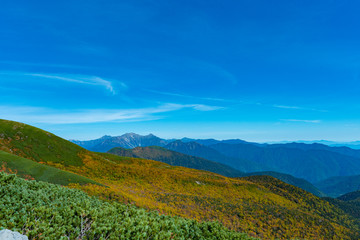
[72, 133, 360, 184]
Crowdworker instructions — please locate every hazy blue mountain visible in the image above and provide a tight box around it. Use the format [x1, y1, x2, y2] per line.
[271, 140, 360, 149]
[165, 140, 263, 172]
[209, 143, 360, 182]
[181, 137, 261, 146]
[315, 175, 360, 198]
[268, 142, 360, 159]
[70, 135, 112, 149]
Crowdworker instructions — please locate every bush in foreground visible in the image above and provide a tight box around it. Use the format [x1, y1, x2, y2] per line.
[0, 172, 255, 240]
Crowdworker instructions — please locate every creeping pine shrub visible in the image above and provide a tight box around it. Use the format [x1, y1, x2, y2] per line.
[0, 172, 256, 240]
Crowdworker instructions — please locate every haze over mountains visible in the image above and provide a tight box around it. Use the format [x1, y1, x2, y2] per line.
[272, 140, 360, 150]
[72, 133, 360, 186]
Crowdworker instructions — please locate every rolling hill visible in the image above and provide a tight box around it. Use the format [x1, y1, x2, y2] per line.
[108, 145, 325, 197]
[242, 171, 326, 197]
[1, 119, 359, 239]
[315, 175, 360, 197]
[108, 146, 244, 177]
[324, 190, 360, 221]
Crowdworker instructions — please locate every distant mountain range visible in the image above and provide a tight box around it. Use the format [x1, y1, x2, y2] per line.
[71, 133, 170, 152]
[270, 140, 360, 149]
[71, 133, 360, 184]
[208, 142, 360, 182]
[164, 140, 263, 172]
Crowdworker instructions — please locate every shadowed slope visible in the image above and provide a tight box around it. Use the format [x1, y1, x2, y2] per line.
[108, 146, 244, 177]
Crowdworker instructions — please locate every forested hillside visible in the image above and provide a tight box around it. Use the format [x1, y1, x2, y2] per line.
[109, 146, 324, 197]
[108, 146, 244, 177]
[0, 172, 254, 239]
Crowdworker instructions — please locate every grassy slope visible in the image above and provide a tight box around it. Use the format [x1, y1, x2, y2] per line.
[0, 150, 99, 186]
[0, 119, 84, 166]
[0, 172, 254, 240]
[0, 119, 359, 239]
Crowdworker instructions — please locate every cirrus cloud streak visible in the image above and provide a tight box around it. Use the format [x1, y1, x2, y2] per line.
[0, 103, 223, 124]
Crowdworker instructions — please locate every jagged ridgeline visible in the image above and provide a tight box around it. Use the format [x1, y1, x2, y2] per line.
[0, 119, 359, 239]
[0, 172, 254, 239]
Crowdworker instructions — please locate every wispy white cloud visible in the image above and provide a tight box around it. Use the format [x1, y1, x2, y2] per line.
[147, 90, 328, 114]
[273, 105, 302, 109]
[282, 119, 322, 123]
[145, 89, 228, 102]
[26, 73, 118, 94]
[273, 104, 328, 112]
[0, 71, 122, 95]
[0, 103, 222, 124]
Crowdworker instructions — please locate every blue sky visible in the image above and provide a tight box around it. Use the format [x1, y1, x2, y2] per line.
[1, 0, 360, 141]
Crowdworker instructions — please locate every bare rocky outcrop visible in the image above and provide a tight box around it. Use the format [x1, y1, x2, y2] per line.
[0, 230, 28, 240]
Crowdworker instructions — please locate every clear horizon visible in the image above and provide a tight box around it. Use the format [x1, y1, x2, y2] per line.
[1, 1, 360, 141]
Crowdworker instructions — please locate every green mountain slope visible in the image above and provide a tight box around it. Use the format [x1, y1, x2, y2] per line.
[0, 172, 254, 240]
[0, 119, 86, 166]
[108, 146, 245, 177]
[338, 191, 360, 201]
[0, 150, 99, 186]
